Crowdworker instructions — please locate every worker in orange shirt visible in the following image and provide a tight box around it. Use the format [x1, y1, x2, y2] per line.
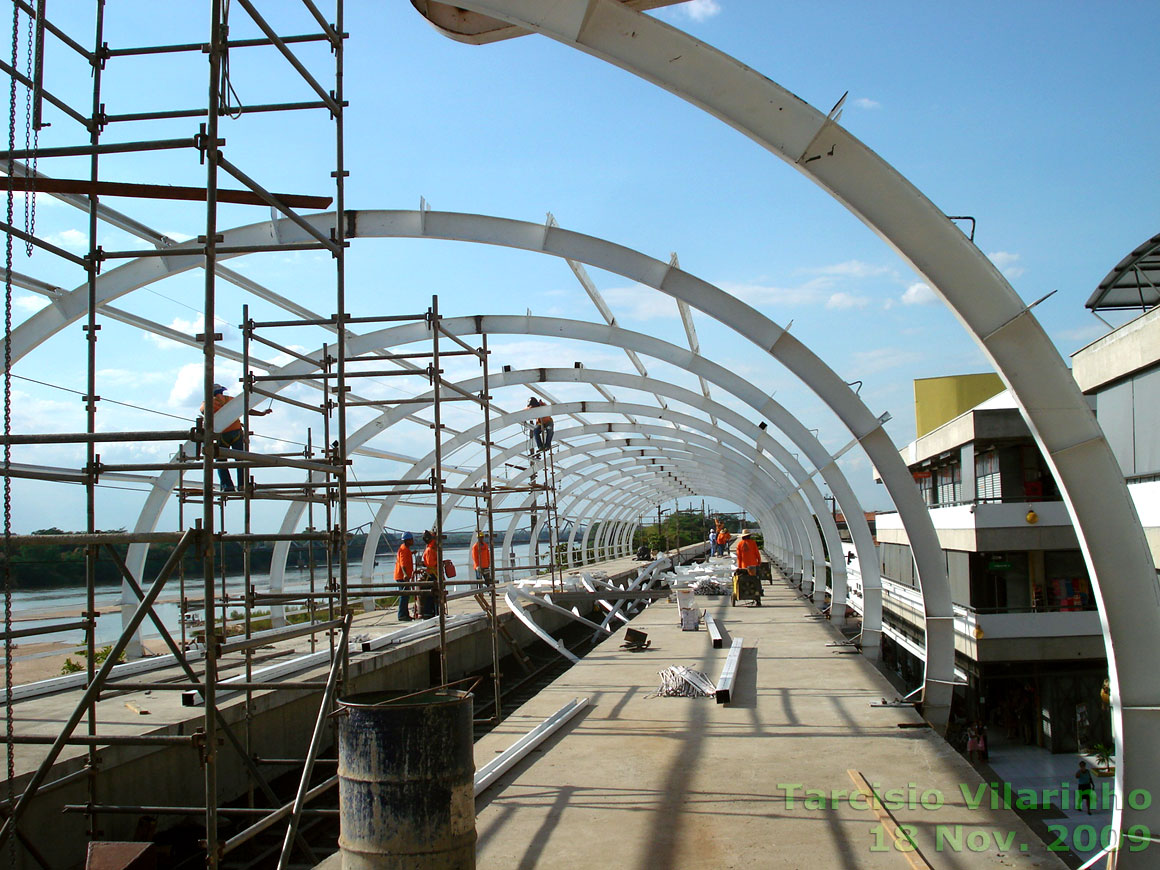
[420, 530, 440, 619]
[716, 527, 733, 556]
[200, 382, 272, 492]
[394, 531, 415, 621]
[736, 529, 760, 576]
[471, 531, 491, 586]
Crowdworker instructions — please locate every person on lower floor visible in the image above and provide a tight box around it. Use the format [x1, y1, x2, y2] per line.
[1075, 760, 1095, 815]
[394, 531, 415, 621]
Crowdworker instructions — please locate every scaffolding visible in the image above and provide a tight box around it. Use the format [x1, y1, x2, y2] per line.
[0, 4, 577, 866]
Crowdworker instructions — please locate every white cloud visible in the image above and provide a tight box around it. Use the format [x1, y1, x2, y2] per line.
[808, 260, 891, 279]
[14, 295, 49, 313]
[96, 367, 170, 387]
[146, 314, 204, 349]
[849, 347, 922, 375]
[44, 228, 88, 252]
[901, 282, 936, 305]
[719, 277, 832, 308]
[602, 284, 679, 321]
[162, 231, 195, 243]
[826, 292, 869, 310]
[169, 363, 204, 407]
[987, 250, 1026, 279]
[4, 191, 64, 209]
[145, 314, 236, 349]
[681, 0, 722, 21]
[853, 97, 881, 110]
[169, 362, 241, 409]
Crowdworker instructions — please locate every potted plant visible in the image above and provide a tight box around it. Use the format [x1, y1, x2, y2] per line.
[1088, 743, 1115, 776]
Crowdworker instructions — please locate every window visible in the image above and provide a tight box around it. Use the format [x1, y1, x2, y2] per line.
[975, 450, 1000, 502]
[1042, 550, 1094, 611]
[936, 462, 961, 505]
[913, 469, 934, 506]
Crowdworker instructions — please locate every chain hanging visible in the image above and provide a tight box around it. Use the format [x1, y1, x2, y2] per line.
[5, 0, 22, 857]
[21, 6, 35, 255]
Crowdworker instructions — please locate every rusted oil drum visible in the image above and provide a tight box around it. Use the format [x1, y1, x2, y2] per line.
[338, 689, 475, 869]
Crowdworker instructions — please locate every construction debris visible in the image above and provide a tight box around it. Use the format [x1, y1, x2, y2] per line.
[620, 628, 651, 651]
[689, 577, 728, 596]
[648, 665, 715, 698]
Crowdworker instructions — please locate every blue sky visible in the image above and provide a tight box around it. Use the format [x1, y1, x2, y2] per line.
[5, 0, 1159, 536]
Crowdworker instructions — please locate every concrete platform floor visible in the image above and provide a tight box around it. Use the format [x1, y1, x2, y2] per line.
[459, 570, 1068, 870]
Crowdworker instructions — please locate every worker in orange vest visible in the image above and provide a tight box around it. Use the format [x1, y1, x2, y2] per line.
[394, 531, 415, 621]
[420, 530, 440, 618]
[471, 531, 492, 586]
[716, 527, 733, 555]
[736, 529, 760, 575]
[200, 382, 272, 492]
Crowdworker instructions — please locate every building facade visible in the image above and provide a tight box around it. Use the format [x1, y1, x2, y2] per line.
[863, 308, 1160, 753]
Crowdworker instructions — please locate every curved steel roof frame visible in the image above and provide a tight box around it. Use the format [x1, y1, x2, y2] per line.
[447, 0, 1159, 846]
[498, 442, 801, 571]
[385, 401, 823, 587]
[8, 213, 922, 703]
[548, 461, 783, 567]
[345, 386, 838, 618]
[540, 431, 803, 565]
[243, 321, 881, 650]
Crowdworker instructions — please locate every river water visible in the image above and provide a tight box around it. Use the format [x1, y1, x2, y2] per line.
[5, 545, 546, 648]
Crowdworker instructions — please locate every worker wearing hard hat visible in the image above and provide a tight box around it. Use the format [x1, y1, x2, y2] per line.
[394, 531, 416, 621]
[716, 526, 733, 556]
[471, 531, 492, 586]
[200, 382, 272, 493]
[736, 529, 760, 576]
[419, 530, 439, 619]
[527, 397, 554, 452]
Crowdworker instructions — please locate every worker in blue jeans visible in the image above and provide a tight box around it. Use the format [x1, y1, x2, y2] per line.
[394, 532, 416, 621]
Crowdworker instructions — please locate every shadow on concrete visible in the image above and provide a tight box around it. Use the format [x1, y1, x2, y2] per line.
[606, 685, 641, 720]
[474, 703, 595, 815]
[515, 784, 575, 870]
[725, 647, 759, 710]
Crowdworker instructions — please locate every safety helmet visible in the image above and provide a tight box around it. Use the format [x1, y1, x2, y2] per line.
[212, 383, 227, 394]
[402, 531, 414, 542]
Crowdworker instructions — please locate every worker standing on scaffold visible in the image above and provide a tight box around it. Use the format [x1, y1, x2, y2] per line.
[200, 381, 272, 493]
[528, 397, 553, 453]
[471, 531, 492, 587]
[394, 531, 416, 622]
[420, 529, 440, 619]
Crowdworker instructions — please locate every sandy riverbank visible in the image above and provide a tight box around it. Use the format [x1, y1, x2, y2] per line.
[2, 639, 171, 685]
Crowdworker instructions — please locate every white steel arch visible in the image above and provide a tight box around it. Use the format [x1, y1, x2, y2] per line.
[249, 315, 881, 645]
[346, 380, 835, 613]
[440, 0, 1160, 846]
[6, 210, 946, 722]
[356, 401, 816, 597]
[408, 412, 823, 593]
[498, 441, 801, 577]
